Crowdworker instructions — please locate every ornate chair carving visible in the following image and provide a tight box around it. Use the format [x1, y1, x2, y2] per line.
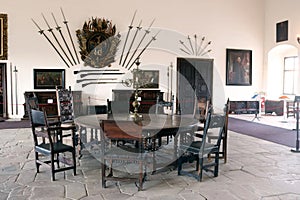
[56, 86, 74, 125]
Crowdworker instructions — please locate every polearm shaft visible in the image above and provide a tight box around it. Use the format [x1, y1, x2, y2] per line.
[187, 35, 194, 55]
[80, 72, 125, 78]
[10, 63, 13, 115]
[76, 78, 117, 83]
[128, 31, 160, 70]
[179, 48, 191, 55]
[42, 13, 73, 67]
[61, 7, 80, 64]
[199, 41, 211, 56]
[52, 12, 77, 65]
[197, 36, 205, 56]
[179, 40, 192, 54]
[125, 18, 155, 69]
[13, 66, 18, 115]
[122, 20, 142, 67]
[194, 34, 198, 55]
[31, 18, 71, 68]
[119, 10, 137, 65]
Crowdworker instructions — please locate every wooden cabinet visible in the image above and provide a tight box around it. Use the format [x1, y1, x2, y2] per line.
[24, 91, 57, 118]
[265, 100, 284, 116]
[23, 90, 82, 119]
[112, 89, 163, 113]
[177, 58, 213, 114]
[229, 100, 259, 114]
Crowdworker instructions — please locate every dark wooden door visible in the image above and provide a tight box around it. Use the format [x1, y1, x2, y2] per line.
[176, 58, 213, 114]
[0, 63, 7, 118]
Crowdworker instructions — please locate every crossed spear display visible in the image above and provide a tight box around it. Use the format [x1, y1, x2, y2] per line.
[31, 8, 80, 68]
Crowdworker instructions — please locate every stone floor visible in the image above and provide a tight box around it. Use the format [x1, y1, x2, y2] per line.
[0, 127, 300, 200]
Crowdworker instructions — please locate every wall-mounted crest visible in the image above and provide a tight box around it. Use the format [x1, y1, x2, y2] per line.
[76, 18, 120, 68]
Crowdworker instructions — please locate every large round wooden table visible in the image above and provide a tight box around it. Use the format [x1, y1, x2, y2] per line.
[75, 113, 199, 171]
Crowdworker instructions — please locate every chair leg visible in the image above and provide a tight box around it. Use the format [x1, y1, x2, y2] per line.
[35, 152, 40, 173]
[177, 157, 183, 175]
[214, 153, 219, 177]
[72, 149, 76, 176]
[56, 153, 60, 168]
[51, 153, 55, 181]
[138, 161, 143, 191]
[223, 137, 227, 163]
[197, 158, 203, 182]
[101, 162, 106, 188]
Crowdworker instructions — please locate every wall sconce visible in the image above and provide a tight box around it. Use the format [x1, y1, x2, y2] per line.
[297, 35, 300, 44]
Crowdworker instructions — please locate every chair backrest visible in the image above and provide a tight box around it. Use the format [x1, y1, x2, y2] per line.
[201, 108, 226, 152]
[25, 96, 39, 121]
[101, 120, 143, 140]
[155, 95, 174, 115]
[223, 98, 230, 135]
[110, 101, 130, 114]
[193, 98, 210, 122]
[31, 109, 46, 127]
[56, 86, 74, 123]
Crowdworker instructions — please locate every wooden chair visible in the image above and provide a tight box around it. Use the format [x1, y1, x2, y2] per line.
[286, 101, 295, 118]
[193, 99, 230, 163]
[197, 98, 210, 123]
[100, 120, 151, 191]
[207, 98, 230, 163]
[29, 108, 76, 181]
[56, 86, 75, 125]
[155, 95, 174, 115]
[178, 109, 225, 181]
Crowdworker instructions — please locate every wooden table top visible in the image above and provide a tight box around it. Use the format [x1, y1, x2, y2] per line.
[75, 113, 199, 131]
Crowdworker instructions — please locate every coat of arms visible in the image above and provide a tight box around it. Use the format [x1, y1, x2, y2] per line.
[76, 18, 120, 68]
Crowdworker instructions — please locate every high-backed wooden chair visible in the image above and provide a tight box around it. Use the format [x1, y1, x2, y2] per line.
[193, 99, 229, 163]
[29, 108, 76, 181]
[100, 120, 151, 191]
[178, 108, 225, 181]
[56, 86, 74, 125]
[207, 98, 230, 163]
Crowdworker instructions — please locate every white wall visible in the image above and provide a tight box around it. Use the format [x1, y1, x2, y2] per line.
[1, 0, 265, 118]
[264, 0, 300, 97]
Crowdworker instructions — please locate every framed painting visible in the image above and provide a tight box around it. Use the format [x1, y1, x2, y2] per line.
[0, 14, 8, 60]
[138, 70, 159, 88]
[276, 20, 288, 43]
[34, 69, 65, 89]
[226, 49, 252, 86]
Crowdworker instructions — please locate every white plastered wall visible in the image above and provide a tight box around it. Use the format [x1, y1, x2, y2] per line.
[1, 0, 265, 118]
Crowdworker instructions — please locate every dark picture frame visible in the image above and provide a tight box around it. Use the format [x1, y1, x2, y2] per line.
[138, 70, 159, 88]
[0, 14, 8, 60]
[34, 69, 65, 89]
[226, 49, 252, 86]
[276, 20, 288, 43]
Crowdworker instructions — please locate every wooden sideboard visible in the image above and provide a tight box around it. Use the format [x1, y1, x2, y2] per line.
[264, 100, 284, 116]
[112, 89, 163, 113]
[229, 100, 259, 114]
[23, 90, 82, 119]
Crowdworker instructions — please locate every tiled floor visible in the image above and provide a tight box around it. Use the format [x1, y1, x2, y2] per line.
[0, 126, 300, 200]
